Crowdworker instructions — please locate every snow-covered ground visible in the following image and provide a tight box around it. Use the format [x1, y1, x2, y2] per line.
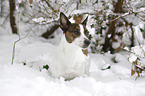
[0, 29, 145, 96]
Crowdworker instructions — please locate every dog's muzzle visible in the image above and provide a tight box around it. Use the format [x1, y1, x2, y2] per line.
[83, 39, 91, 48]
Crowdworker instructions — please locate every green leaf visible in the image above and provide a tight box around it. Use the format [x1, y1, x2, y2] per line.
[43, 65, 49, 70]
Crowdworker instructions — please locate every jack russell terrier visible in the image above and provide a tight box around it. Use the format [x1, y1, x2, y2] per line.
[50, 12, 91, 80]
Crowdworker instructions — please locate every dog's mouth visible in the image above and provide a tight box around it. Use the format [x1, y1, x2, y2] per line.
[82, 39, 91, 48]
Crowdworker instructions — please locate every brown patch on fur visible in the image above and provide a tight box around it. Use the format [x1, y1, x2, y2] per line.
[65, 24, 81, 43]
[82, 49, 88, 56]
[73, 15, 83, 24]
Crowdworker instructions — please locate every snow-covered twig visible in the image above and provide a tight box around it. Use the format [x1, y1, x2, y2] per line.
[110, 13, 130, 22]
[11, 31, 31, 65]
[0, 13, 9, 27]
[43, 0, 58, 15]
[127, 1, 145, 21]
[111, 1, 145, 22]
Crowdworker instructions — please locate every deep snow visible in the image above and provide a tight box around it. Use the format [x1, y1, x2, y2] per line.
[0, 30, 145, 96]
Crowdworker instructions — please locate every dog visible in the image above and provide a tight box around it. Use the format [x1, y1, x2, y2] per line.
[50, 12, 91, 80]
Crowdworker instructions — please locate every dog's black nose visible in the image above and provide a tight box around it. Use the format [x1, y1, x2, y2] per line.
[84, 39, 91, 45]
[83, 39, 91, 48]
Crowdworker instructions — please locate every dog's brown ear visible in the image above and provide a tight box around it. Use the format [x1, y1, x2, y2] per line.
[60, 12, 71, 31]
[82, 16, 88, 26]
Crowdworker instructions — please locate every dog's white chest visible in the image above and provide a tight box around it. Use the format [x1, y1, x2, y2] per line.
[50, 35, 90, 80]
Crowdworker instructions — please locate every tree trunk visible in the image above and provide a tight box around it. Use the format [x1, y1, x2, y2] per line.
[41, 24, 59, 39]
[102, 0, 124, 53]
[9, 0, 18, 34]
[102, 19, 116, 52]
[130, 23, 135, 48]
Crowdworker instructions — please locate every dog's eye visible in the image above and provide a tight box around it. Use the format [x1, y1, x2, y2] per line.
[85, 30, 89, 36]
[73, 31, 79, 35]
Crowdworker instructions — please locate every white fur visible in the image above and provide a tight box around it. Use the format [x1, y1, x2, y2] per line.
[50, 34, 90, 80]
[72, 24, 89, 48]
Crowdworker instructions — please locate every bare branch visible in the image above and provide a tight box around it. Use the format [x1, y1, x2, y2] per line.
[110, 13, 130, 22]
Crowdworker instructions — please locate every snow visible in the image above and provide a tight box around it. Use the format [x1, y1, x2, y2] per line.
[0, 30, 145, 96]
[129, 45, 145, 67]
[112, 41, 121, 49]
[134, 25, 144, 45]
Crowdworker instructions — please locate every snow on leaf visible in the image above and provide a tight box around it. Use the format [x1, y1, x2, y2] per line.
[129, 53, 137, 63]
[123, 47, 130, 51]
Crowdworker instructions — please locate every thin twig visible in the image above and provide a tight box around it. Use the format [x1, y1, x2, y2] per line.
[0, 13, 9, 26]
[11, 31, 31, 65]
[110, 13, 130, 22]
[43, 0, 57, 16]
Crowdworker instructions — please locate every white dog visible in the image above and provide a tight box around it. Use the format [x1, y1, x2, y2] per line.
[50, 12, 91, 80]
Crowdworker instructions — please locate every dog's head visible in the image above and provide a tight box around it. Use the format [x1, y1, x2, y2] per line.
[60, 12, 91, 48]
